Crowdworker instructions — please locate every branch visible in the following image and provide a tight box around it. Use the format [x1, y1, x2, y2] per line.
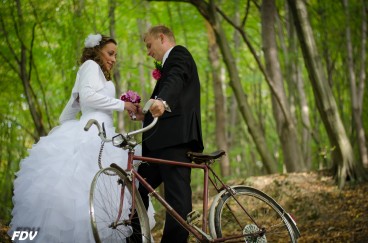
[32, 58, 52, 130]
[146, 0, 210, 19]
[146, 0, 292, 123]
[241, 0, 251, 28]
[29, 0, 52, 50]
[0, 51, 19, 76]
[0, 12, 21, 65]
[28, 23, 36, 84]
[218, 10, 291, 124]
[13, 0, 27, 55]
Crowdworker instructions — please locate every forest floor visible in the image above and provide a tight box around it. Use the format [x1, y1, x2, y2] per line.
[150, 169, 368, 242]
[1, 170, 367, 242]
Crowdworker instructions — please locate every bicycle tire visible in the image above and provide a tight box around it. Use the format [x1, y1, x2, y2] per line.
[209, 186, 298, 242]
[90, 167, 151, 242]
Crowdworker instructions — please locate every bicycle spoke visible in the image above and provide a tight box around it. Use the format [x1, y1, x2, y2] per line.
[90, 167, 151, 242]
[209, 186, 296, 243]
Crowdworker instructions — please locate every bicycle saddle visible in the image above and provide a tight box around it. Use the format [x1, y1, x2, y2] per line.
[187, 150, 226, 164]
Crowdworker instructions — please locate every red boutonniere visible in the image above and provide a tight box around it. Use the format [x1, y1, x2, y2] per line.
[120, 90, 141, 120]
[152, 61, 163, 80]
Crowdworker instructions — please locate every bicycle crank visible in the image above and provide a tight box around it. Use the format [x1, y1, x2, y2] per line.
[243, 224, 267, 243]
[186, 210, 201, 225]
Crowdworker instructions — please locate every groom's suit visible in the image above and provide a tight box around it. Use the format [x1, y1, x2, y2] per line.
[143, 45, 203, 152]
[139, 45, 204, 242]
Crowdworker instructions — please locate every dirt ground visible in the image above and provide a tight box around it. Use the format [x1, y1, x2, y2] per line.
[1, 170, 367, 242]
[151, 169, 368, 242]
[237, 170, 368, 243]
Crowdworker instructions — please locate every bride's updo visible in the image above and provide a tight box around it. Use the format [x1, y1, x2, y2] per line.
[80, 34, 117, 80]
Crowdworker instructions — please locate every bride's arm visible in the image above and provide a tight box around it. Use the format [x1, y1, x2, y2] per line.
[78, 60, 125, 111]
[59, 96, 80, 124]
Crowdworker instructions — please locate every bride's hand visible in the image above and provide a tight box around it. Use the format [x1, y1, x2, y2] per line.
[134, 106, 145, 121]
[124, 102, 138, 119]
[124, 102, 137, 113]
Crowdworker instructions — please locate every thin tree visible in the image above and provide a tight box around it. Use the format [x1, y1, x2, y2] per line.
[147, 0, 281, 173]
[206, 21, 230, 177]
[0, 0, 47, 139]
[287, 0, 367, 188]
[342, 0, 368, 167]
[147, 0, 304, 173]
[261, 0, 306, 171]
[284, 1, 313, 168]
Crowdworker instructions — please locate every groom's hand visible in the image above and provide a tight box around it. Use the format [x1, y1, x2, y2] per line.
[149, 99, 165, 117]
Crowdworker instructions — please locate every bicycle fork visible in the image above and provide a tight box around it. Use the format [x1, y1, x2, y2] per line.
[109, 178, 127, 229]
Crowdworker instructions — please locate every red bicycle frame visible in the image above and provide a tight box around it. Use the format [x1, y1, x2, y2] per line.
[114, 149, 211, 242]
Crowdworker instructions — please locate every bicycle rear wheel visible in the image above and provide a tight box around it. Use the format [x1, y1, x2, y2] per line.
[90, 167, 151, 242]
[209, 186, 298, 243]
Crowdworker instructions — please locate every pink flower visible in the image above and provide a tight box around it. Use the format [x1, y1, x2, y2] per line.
[120, 90, 141, 120]
[120, 90, 141, 103]
[152, 69, 161, 80]
[152, 61, 163, 80]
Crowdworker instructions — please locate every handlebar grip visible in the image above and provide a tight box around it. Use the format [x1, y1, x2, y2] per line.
[142, 100, 154, 114]
[84, 119, 97, 131]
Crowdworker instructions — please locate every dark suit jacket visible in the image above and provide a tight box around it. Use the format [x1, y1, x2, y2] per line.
[143, 45, 204, 153]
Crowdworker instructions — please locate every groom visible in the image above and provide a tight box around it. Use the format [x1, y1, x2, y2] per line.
[135, 25, 204, 242]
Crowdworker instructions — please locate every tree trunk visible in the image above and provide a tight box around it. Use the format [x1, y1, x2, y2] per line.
[261, 0, 306, 172]
[137, 18, 150, 102]
[198, 0, 278, 173]
[15, 0, 47, 139]
[342, 0, 368, 167]
[287, 0, 367, 188]
[281, 1, 312, 168]
[107, 0, 125, 132]
[148, 0, 279, 173]
[206, 21, 230, 177]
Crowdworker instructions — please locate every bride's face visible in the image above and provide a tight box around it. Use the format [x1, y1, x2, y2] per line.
[100, 42, 117, 72]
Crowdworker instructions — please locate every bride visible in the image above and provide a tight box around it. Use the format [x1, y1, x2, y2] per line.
[8, 34, 155, 242]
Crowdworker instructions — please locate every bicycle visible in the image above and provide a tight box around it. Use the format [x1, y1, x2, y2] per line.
[84, 101, 301, 242]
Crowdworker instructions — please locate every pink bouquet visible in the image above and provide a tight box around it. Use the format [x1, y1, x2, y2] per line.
[120, 90, 141, 119]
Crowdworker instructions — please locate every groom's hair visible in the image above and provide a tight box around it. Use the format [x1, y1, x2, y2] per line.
[144, 25, 176, 43]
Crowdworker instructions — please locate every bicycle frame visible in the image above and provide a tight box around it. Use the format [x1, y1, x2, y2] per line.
[111, 149, 232, 242]
[86, 109, 299, 242]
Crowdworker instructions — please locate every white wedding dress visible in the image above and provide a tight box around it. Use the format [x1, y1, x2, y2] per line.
[8, 60, 155, 242]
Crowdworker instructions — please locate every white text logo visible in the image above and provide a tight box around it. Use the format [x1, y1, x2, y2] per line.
[11, 228, 39, 241]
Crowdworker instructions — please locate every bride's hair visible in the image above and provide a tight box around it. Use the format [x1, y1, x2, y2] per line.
[80, 35, 117, 80]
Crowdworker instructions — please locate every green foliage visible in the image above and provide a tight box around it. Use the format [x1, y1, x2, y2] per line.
[0, 0, 366, 222]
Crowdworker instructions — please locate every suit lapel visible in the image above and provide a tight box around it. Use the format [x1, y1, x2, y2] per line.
[151, 79, 161, 98]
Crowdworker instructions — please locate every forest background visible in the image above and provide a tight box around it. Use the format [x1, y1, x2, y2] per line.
[0, 0, 367, 228]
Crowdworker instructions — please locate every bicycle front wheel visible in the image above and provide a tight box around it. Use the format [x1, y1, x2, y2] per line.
[209, 186, 297, 243]
[90, 167, 151, 242]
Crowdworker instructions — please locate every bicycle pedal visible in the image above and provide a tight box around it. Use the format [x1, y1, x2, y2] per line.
[186, 210, 201, 225]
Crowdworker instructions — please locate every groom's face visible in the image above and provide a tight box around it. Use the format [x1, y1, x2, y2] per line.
[145, 34, 164, 62]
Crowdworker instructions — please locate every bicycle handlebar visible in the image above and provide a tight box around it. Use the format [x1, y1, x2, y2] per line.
[84, 119, 111, 142]
[84, 100, 158, 145]
[84, 119, 101, 132]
